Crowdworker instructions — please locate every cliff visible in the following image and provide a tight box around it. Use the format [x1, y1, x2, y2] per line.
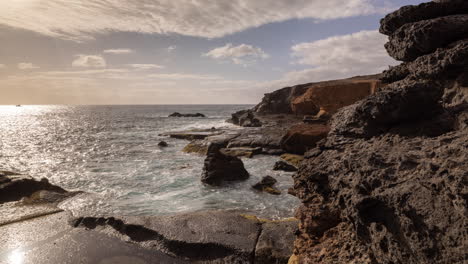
[291, 1, 468, 263]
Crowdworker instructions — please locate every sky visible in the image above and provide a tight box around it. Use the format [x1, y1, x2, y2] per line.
[0, 0, 427, 105]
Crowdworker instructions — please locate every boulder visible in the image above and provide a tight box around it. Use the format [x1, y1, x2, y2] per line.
[291, 80, 381, 116]
[255, 219, 299, 264]
[201, 144, 249, 185]
[228, 109, 262, 127]
[160, 129, 222, 140]
[273, 161, 297, 172]
[168, 112, 206, 118]
[158, 141, 168, 147]
[280, 124, 330, 154]
[252, 176, 281, 195]
[0, 173, 68, 204]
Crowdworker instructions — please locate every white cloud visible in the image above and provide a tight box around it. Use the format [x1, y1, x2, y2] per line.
[127, 64, 164, 70]
[280, 30, 398, 85]
[147, 73, 221, 80]
[167, 46, 176, 52]
[18, 63, 39, 70]
[0, 64, 5, 69]
[0, 0, 391, 41]
[103, 49, 134, 54]
[204, 43, 270, 65]
[72, 55, 107, 68]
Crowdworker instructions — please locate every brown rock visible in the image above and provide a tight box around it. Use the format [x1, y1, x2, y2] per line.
[291, 80, 381, 116]
[280, 124, 330, 154]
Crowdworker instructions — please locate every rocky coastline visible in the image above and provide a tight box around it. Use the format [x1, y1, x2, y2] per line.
[1, 1, 466, 263]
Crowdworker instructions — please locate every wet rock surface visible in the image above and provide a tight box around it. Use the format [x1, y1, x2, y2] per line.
[292, 1, 468, 263]
[252, 176, 281, 195]
[201, 144, 250, 185]
[273, 161, 297, 172]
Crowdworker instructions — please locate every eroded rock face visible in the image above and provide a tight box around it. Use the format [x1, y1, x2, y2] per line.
[291, 80, 381, 116]
[228, 109, 262, 127]
[292, 1, 468, 263]
[201, 144, 250, 185]
[280, 124, 330, 154]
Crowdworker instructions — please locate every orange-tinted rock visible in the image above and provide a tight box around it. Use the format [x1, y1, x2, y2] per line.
[291, 80, 382, 116]
[280, 124, 330, 154]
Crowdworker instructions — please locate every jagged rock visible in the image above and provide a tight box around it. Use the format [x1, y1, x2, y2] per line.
[273, 161, 297, 172]
[160, 128, 223, 140]
[158, 141, 168, 147]
[380, 0, 468, 35]
[293, 1, 468, 263]
[168, 112, 206, 118]
[228, 109, 262, 127]
[201, 144, 249, 185]
[280, 124, 330, 154]
[384, 15, 468, 61]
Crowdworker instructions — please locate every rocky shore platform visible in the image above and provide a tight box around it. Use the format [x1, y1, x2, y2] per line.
[0, 171, 298, 264]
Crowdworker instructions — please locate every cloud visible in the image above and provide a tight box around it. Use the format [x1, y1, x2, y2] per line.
[72, 55, 107, 68]
[167, 46, 176, 52]
[204, 43, 270, 65]
[281, 30, 397, 85]
[0, 0, 392, 41]
[103, 49, 135, 54]
[147, 73, 221, 80]
[18, 63, 39, 70]
[0, 64, 5, 69]
[127, 64, 164, 70]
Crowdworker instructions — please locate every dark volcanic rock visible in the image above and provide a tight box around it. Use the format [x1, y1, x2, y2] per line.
[168, 112, 206, 118]
[252, 176, 280, 195]
[273, 161, 297, 172]
[201, 144, 249, 185]
[384, 15, 468, 61]
[380, 0, 468, 35]
[158, 141, 168, 147]
[293, 2, 468, 263]
[0, 173, 68, 204]
[228, 109, 262, 127]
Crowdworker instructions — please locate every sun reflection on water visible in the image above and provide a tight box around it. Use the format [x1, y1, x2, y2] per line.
[7, 249, 24, 264]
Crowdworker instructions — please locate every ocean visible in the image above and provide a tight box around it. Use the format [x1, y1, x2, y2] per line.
[0, 105, 299, 219]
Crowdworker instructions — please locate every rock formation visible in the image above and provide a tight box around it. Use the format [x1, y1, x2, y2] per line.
[228, 109, 262, 127]
[280, 123, 330, 154]
[168, 112, 206, 118]
[273, 160, 298, 172]
[201, 143, 250, 185]
[252, 175, 281, 195]
[291, 1, 468, 263]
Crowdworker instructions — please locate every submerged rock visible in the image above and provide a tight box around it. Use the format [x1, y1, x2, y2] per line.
[158, 141, 168, 147]
[201, 144, 249, 185]
[273, 161, 297, 172]
[252, 176, 281, 195]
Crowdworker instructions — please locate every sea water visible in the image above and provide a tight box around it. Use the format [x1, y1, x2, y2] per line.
[0, 105, 299, 219]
